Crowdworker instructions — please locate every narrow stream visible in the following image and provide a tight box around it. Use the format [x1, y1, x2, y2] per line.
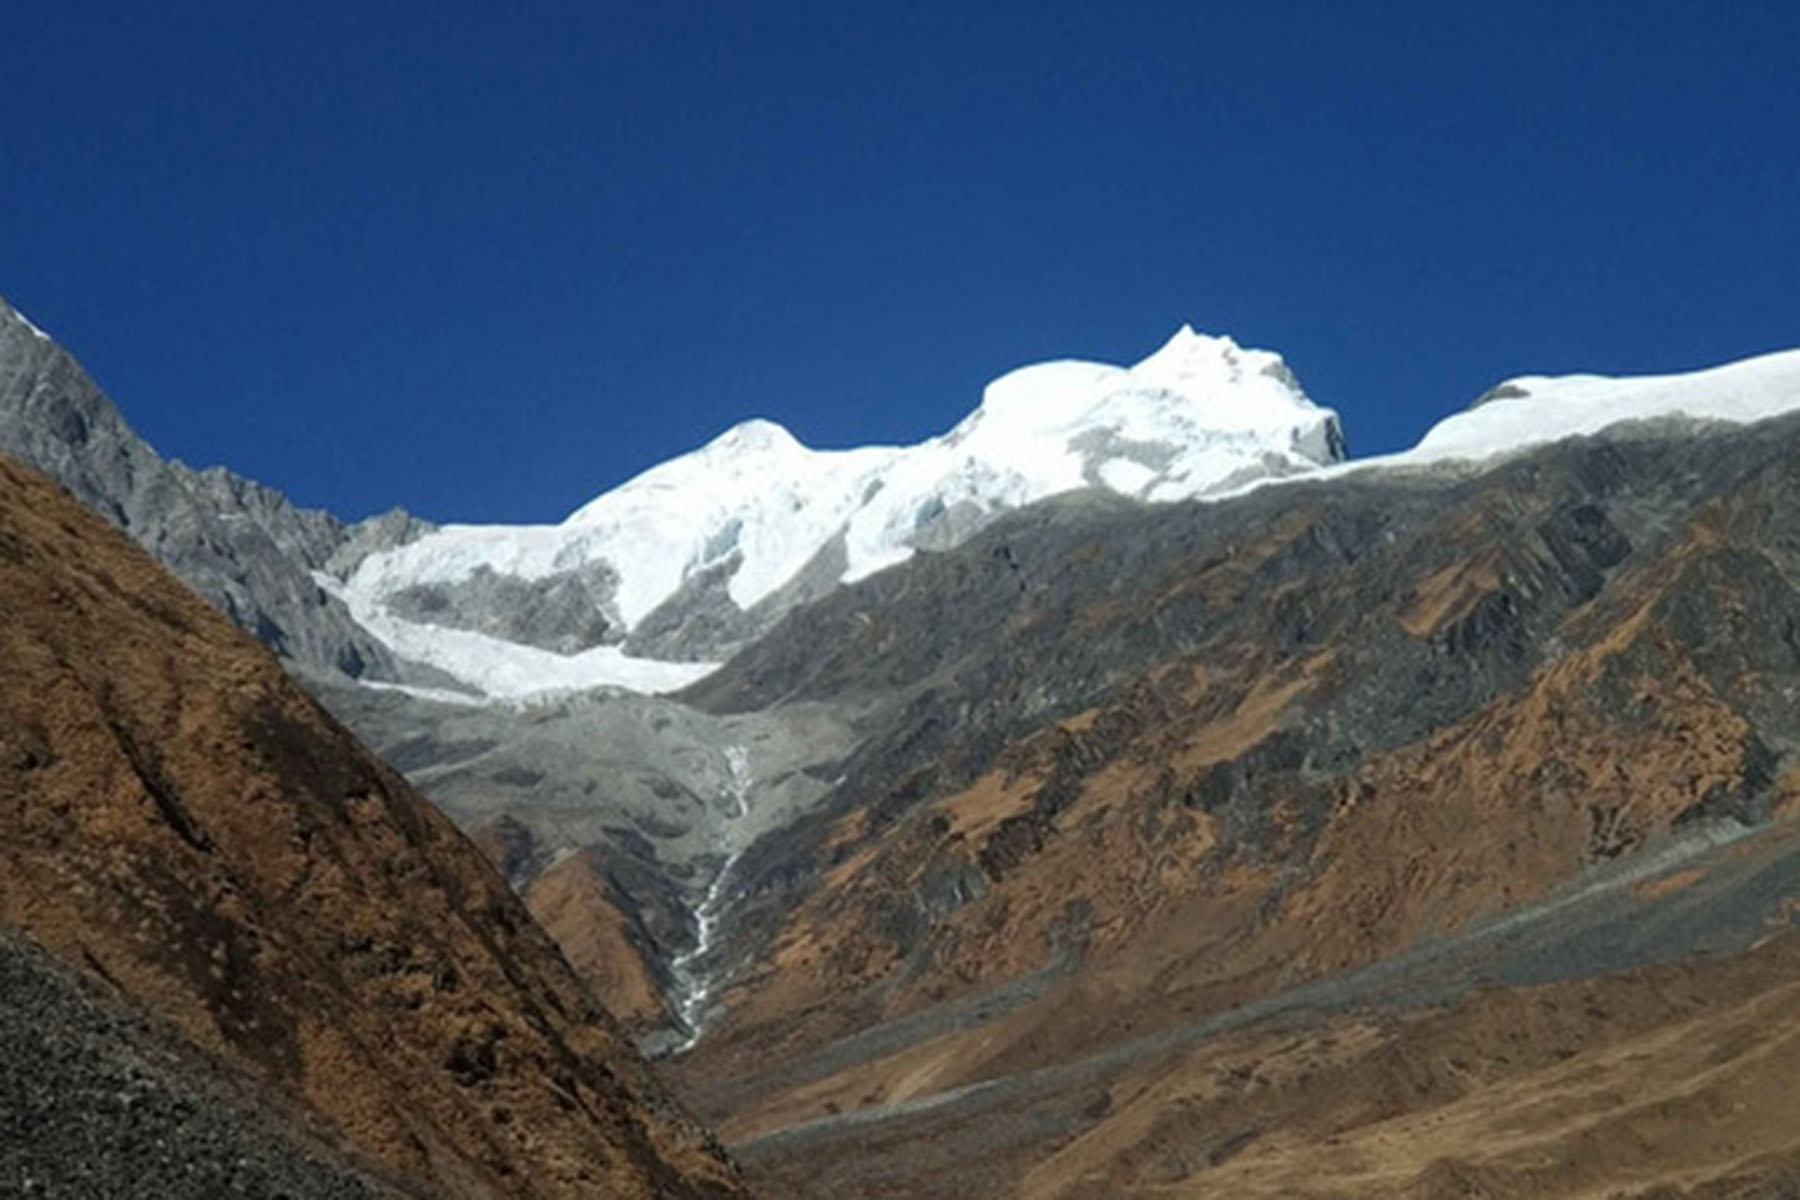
[667, 743, 755, 1053]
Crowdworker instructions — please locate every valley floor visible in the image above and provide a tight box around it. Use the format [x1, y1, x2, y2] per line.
[688, 816, 1800, 1198]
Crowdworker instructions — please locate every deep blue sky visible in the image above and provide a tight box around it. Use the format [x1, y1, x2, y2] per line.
[5, 3, 1797, 522]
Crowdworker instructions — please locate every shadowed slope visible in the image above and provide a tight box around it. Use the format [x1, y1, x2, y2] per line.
[0, 923, 402, 1198]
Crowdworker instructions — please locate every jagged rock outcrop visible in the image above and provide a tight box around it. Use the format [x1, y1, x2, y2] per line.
[0, 453, 748, 1198]
[0, 296, 427, 680]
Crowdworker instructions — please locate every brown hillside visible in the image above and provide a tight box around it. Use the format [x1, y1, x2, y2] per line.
[683, 483, 1787, 1092]
[658, 426, 1800, 1197]
[523, 847, 677, 1034]
[0, 454, 748, 1199]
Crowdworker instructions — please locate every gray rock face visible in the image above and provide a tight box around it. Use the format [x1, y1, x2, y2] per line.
[384, 561, 623, 654]
[306, 673, 859, 942]
[0, 924, 392, 1200]
[620, 531, 852, 663]
[622, 555, 763, 662]
[0, 296, 428, 680]
[303, 668, 863, 1047]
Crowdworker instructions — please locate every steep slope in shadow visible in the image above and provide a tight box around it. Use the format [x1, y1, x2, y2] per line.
[0, 924, 402, 1198]
[0, 453, 747, 1198]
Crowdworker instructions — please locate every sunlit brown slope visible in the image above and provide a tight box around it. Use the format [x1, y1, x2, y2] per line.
[659, 421, 1800, 1196]
[686, 445, 1787, 1084]
[0, 454, 747, 1199]
[1065, 937, 1800, 1200]
[525, 851, 677, 1034]
[467, 815, 674, 1034]
[740, 914, 1800, 1199]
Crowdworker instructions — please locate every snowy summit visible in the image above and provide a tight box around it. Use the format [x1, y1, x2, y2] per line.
[336, 327, 1344, 701]
[332, 328, 1800, 706]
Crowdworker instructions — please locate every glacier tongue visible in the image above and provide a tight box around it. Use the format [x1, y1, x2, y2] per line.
[341, 326, 1343, 700]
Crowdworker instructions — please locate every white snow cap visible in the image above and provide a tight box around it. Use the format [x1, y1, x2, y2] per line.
[342, 326, 1342, 700]
[1394, 347, 1800, 467]
[332, 331, 1800, 702]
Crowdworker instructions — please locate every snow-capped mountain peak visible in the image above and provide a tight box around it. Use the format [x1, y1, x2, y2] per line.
[968, 326, 1325, 438]
[1132, 325, 1299, 406]
[711, 416, 798, 449]
[634, 416, 805, 476]
[339, 327, 1344, 701]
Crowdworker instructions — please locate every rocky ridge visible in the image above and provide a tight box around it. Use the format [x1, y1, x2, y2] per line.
[0, 295, 430, 683]
[659, 412, 1800, 1194]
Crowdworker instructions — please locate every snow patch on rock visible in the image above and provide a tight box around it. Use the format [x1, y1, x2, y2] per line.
[3, 301, 52, 341]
